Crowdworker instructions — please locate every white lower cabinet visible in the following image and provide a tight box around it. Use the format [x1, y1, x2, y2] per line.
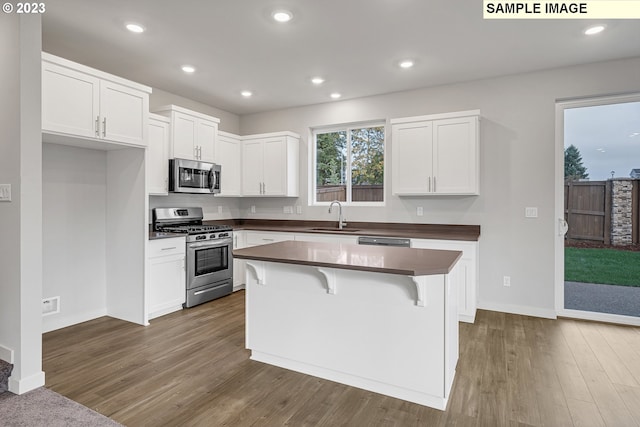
[244, 231, 296, 247]
[411, 238, 478, 323]
[233, 231, 246, 292]
[294, 233, 358, 245]
[148, 237, 186, 320]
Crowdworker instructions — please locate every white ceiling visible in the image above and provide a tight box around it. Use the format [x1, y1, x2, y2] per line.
[42, 0, 640, 115]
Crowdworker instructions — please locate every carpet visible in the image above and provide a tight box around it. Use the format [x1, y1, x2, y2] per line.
[0, 387, 123, 427]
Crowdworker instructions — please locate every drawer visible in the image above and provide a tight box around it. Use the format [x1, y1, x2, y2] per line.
[244, 231, 294, 248]
[149, 236, 186, 258]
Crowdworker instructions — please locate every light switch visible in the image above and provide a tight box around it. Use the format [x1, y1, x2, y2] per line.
[218, 206, 223, 214]
[525, 207, 538, 218]
[296, 205, 302, 215]
[417, 207, 424, 216]
[0, 184, 11, 202]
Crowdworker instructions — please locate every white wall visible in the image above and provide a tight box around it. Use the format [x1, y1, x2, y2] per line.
[238, 57, 640, 318]
[42, 144, 108, 332]
[0, 13, 45, 393]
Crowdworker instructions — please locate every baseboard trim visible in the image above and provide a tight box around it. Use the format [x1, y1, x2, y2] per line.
[557, 309, 640, 326]
[8, 370, 45, 395]
[42, 308, 108, 333]
[477, 301, 557, 319]
[0, 345, 14, 364]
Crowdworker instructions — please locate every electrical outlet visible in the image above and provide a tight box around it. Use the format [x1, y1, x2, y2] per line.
[283, 206, 294, 214]
[250, 205, 256, 214]
[296, 205, 302, 215]
[525, 207, 538, 218]
[218, 206, 223, 214]
[417, 207, 424, 216]
[42, 296, 60, 316]
[0, 184, 11, 202]
[503, 276, 511, 287]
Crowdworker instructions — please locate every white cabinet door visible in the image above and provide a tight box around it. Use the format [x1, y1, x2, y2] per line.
[172, 111, 198, 160]
[148, 115, 170, 195]
[148, 237, 186, 320]
[240, 132, 299, 197]
[217, 132, 242, 197]
[99, 81, 148, 146]
[242, 140, 264, 196]
[197, 119, 217, 163]
[392, 121, 432, 195]
[432, 116, 478, 195]
[391, 111, 479, 196]
[42, 61, 100, 139]
[42, 54, 150, 148]
[411, 238, 478, 323]
[262, 137, 286, 196]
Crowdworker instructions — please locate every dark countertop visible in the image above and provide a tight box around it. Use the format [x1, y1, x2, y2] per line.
[233, 240, 463, 276]
[203, 219, 480, 241]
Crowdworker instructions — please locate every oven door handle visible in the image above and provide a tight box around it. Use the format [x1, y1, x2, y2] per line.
[187, 238, 233, 249]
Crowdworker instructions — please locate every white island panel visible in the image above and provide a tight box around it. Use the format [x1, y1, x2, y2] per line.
[245, 261, 459, 410]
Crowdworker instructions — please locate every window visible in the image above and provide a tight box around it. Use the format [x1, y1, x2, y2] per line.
[313, 123, 385, 204]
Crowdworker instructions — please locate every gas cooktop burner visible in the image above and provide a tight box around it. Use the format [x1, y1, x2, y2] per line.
[156, 224, 232, 234]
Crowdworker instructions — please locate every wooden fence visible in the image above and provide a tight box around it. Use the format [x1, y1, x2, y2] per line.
[564, 180, 640, 245]
[317, 185, 384, 202]
[565, 181, 611, 243]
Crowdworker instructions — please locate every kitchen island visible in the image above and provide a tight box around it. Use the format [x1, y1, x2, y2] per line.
[233, 240, 462, 410]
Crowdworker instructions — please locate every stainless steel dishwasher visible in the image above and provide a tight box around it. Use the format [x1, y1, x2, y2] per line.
[357, 236, 411, 247]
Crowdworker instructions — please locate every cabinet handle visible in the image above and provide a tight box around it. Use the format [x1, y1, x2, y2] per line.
[199, 146, 202, 159]
[102, 117, 107, 137]
[263, 182, 266, 194]
[428, 176, 431, 192]
[161, 246, 177, 251]
[433, 176, 436, 192]
[95, 116, 100, 137]
[194, 146, 199, 159]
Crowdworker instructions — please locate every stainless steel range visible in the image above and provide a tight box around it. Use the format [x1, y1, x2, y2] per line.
[153, 207, 233, 307]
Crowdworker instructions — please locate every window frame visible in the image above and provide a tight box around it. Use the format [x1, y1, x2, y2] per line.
[310, 120, 386, 207]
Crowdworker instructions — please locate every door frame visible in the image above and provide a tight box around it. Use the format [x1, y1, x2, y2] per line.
[555, 92, 640, 326]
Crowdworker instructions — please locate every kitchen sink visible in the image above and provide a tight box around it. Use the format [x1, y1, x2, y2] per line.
[309, 227, 361, 232]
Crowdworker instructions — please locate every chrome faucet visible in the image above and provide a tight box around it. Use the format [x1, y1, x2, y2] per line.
[328, 200, 347, 230]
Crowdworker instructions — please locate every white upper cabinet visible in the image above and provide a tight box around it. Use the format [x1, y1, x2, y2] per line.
[391, 110, 480, 196]
[148, 114, 171, 196]
[42, 53, 151, 147]
[216, 131, 242, 197]
[241, 132, 299, 197]
[153, 105, 220, 163]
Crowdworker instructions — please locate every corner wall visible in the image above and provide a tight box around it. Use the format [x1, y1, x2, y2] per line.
[0, 13, 45, 393]
[238, 56, 640, 318]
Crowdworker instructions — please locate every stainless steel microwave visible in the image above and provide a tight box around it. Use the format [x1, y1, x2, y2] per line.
[169, 158, 221, 194]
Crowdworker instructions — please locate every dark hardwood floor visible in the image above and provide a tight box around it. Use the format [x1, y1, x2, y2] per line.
[43, 291, 640, 426]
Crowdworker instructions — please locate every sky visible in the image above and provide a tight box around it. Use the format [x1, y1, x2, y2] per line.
[564, 101, 640, 181]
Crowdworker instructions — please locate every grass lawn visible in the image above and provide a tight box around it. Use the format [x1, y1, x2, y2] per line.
[565, 247, 640, 287]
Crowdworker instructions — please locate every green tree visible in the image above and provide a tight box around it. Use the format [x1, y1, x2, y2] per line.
[564, 144, 589, 181]
[350, 126, 384, 185]
[316, 131, 346, 186]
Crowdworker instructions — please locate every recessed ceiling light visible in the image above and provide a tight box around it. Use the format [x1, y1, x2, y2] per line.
[125, 23, 145, 33]
[181, 65, 196, 73]
[311, 77, 325, 85]
[241, 90, 253, 98]
[272, 10, 293, 23]
[399, 60, 414, 69]
[330, 93, 341, 99]
[584, 25, 605, 35]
